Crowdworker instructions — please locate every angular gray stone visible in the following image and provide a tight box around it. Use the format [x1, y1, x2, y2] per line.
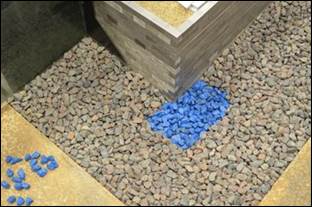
[209, 172, 217, 182]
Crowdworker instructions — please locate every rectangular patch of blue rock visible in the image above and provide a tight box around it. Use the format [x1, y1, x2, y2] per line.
[148, 80, 230, 150]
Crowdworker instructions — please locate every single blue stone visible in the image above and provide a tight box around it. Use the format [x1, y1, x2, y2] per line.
[200, 93, 209, 99]
[31, 151, 41, 159]
[17, 169, 26, 180]
[6, 168, 14, 178]
[172, 103, 178, 110]
[177, 138, 185, 146]
[11, 176, 23, 183]
[40, 155, 49, 165]
[22, 182, 31, 190]
[31, 164, 41, 172]
[1, 181, 10, 189]
[163, 121, 170, 127]
[11, 157, 23, 165]
[178, 108, 184, 114]
[24, 153, 32, 161]
[195, 128, 202, 133]
[16, 197, 25, 206]
[25, 197, 33, 206]
[37, 168, 48, 177]
[7, 196, 16, 204]
[170, 135, 181, 145]
[47, 161, 59, 171]
[14, 183, 23, 191]
[29, 159, 37, 166]
[191, 133, 198, 140]
[6, 156, 14, 164]
[47, 155, 56, 162]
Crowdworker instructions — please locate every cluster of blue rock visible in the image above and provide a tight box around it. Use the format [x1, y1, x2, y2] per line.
[7, 196, 33, 206]
[148, 80, 230, 149]
[26, 152, 59, 177]
[1, 151, 59, 206]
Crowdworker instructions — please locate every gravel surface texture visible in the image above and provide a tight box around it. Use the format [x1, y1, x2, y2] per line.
[9, 1, 311, 206]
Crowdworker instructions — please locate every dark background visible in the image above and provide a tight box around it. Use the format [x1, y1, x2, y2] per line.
[1, 1, 111, 103]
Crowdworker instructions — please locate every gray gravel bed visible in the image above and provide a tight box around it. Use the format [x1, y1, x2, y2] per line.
[9, 1, 311, 206]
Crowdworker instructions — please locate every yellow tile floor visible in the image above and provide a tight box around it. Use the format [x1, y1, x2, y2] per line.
[260, 139, 311, 206]
[1, 104, 123, 206]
